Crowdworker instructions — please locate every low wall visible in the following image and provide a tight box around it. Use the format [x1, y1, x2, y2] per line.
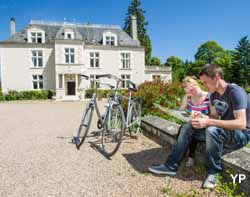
[141, 115, 250, 195]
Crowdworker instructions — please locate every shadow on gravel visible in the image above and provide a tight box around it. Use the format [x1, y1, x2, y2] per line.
[122, 147, 204, 182]
[122, 147, 169, 173]
[57, 136, 76, 145]
[57, 136, 74, 139]
[89, 142, 112, 160]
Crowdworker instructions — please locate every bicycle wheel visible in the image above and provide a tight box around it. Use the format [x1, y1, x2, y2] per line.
[101, 104, 125, 157]
[74, 105, 93, 149]
[128, 101, 142, 136]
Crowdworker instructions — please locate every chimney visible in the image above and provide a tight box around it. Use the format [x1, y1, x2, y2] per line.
[130, 15, 138, 40]
[10, 17, 15, 36]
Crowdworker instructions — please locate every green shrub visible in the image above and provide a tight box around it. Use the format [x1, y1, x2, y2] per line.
[4, 90, 19, 100]
[84, 88, 114, 99]
[133, 80, 185, 121]
[0, 89, 56, 101]
[0, 91, 5, 101]
[97, 89, 112, 99]
[85, 88, 95, 98]
[20, 91, 35, 100]
[46, 89, 56, 99]
[18, 90, 45, 100]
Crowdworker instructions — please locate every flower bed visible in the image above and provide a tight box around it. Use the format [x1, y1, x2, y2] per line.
[133, 80, 185, 124]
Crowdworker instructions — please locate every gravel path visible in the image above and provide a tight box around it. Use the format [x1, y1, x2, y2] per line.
[0, 101, 219, 197]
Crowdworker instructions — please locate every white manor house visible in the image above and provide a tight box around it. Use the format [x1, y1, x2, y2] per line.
[0, 17, 171, 100]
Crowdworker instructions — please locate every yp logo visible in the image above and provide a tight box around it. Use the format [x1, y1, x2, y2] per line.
[230, 174, 246, 184]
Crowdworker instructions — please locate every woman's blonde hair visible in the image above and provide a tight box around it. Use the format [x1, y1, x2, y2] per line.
[182, 76, 199, 87]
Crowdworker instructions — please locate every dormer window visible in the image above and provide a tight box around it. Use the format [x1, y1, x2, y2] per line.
[66, 33, 71, 39]
[65, 32, 74, 40]
[31, 32, 42, 43]
[105, 36, 115, 46]
[64, 28, 74, 40]
[27, 28, 45, 43]
[103, 32, 117, 46]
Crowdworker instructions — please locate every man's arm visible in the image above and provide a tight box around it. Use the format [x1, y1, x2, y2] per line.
[191, 109, 246, 130]
[206, 109, 246, 130]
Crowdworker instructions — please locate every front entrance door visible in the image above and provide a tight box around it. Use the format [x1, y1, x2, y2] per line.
[67, 82, 76, 95]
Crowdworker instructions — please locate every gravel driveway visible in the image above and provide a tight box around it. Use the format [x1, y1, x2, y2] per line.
[0, 101, 219, 197]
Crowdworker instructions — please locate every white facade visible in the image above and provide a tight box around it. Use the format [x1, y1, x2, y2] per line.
[0, 20, 145, 100]
[144, 66, 172, 82]
[0, 44, 56, 92]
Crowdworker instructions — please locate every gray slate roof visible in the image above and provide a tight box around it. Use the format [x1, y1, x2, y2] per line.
[3, 20, 141, 47]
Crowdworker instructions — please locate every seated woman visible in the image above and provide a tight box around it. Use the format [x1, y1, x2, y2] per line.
[179, 76, 210, 166]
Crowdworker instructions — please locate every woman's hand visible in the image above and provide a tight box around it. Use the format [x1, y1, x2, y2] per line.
[190, 118, 208, 129]
[189, 111, 209, 129]
[190, 111, 201, 119]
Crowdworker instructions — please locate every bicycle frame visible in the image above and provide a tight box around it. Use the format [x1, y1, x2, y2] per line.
[88, 85, 115, 129]
[88, 91, 105, 124]
[123, 91, 139, 129]
[75, 74, 126, 156]
[119, 80, 141, 131]
[92, 74, 123, 128]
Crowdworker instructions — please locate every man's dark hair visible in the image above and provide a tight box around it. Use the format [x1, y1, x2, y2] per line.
[199, 64, 224, 79]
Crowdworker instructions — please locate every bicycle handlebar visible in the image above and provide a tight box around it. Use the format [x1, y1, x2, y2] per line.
[126, 80, 137, 91]
[96, 74, 111, 79]
[80, 74, 138, 92]
[96, 74, 122, 91]
[97, 82, 115, 89]
[96, 74, 122, 82]
[80, 74, 89, 80]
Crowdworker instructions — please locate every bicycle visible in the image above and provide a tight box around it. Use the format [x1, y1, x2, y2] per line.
[97, 78, 142, 136]
[73, 74, 125, 157]
[121, 80, 142, 136]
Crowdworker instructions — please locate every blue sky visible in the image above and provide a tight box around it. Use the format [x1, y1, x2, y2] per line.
[1, 0, 250, 62]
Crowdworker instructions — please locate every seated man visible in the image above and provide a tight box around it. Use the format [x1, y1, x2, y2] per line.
[148, 64, 250, 189]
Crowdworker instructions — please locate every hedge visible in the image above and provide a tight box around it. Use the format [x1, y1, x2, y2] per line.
[0, 90, 56, 101]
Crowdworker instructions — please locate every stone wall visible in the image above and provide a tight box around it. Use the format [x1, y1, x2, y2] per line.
[142, 115, 250, 195]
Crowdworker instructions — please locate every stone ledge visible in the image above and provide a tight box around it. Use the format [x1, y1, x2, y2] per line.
[141, 115, 180, 145]
[141, 115, 250, 195]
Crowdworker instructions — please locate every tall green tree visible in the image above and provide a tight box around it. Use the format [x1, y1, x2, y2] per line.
[150, 57, 161, 66]
[123, 0, 152, 65]
[188, 60, 206, 77]
[195, 41, 225, 63]
[182, 60, 202, 77]
[166, 56, 184, 82]
[232, 36, 250, 86]
[194, 41, 232, 81]
[213, 50, 232, 82]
